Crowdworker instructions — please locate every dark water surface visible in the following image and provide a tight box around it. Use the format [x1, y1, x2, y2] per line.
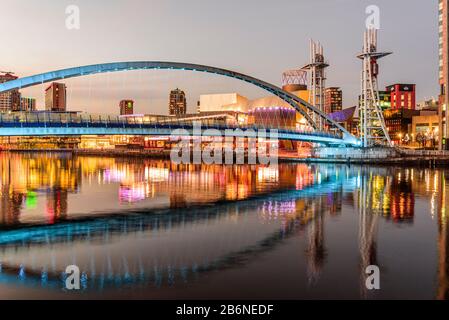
[0, 152, 447, 299]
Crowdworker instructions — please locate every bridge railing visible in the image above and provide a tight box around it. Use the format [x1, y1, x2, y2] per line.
[0, 112, 344, 140]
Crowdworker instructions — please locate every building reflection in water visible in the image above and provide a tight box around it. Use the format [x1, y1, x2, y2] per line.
[0, 160, 344, 292]
[0, 153, 79, 226]
[306, 199, 326, 284]
[435, 170, 449, 300]
[1, 153, 449, 298]
[1, 154, 311, 225]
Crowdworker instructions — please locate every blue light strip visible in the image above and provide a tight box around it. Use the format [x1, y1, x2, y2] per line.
[0, 125, 355, 145]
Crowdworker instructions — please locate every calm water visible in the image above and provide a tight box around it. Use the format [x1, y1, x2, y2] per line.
[0, 152, 447, 300]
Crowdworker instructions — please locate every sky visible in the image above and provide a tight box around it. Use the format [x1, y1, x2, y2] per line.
[0, 0, 439, 115]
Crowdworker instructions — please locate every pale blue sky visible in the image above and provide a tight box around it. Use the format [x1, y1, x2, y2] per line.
[0, 0, 438, 114]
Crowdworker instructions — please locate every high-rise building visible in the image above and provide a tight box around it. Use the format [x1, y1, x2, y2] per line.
[20, 97, 37, 112]
[440, 0, 449, 149]
[0, 72, 21, 112]
[45, 82, 67, 112]
[169, 88, 187, 116]
[120, 100, 134, 115]
[386, 84, 416, 110]
[324, 87, 342, 114]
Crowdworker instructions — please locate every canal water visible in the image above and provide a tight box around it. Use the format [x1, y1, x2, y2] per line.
[0, 152, 447, 300]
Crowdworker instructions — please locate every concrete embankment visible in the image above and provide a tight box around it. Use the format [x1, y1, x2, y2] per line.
[5, 147, 449, 167]
[304, 147, 449, 167]
[283, 157, 449, 166]
[74, 149, 172, 159]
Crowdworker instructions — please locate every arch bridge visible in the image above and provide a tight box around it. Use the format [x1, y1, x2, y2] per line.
[0, 62, 359, 146]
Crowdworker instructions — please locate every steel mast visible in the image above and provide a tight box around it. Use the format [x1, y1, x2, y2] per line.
[357, 28, 392, 147]
[302, 40, 329, 131]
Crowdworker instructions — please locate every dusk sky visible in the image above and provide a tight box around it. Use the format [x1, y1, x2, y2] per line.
[0, 0, 438, 115]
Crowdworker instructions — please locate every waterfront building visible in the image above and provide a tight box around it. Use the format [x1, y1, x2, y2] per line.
[120, 100, 134, 115]
[328, 106, 357, 123]
[411, 114, 439, 140]
[439, 0, 449, 149]
[383, 108, 420, 143]
[346, 117, 360, 136]
[45, 82, 67, 112]
[247, 89, 309, 112]
[198, 89, 311, 117]
[20, 97, 37, 112]
[324, 87, 342, 114]
[247, 106, 297, 130]
[79, 135, 177, 153]
[79, 136, 116, 150]
[0, 72, 21, 112]
[281, 69, 311, 151]
[0, 136, 81, 150]
[386, 84, 416, 110]
[246, 93, 307, 147]
[169, 88, 187, 116]
[408, 106, 440, 148]
[417, 98, 438, 111]
[379, 91, 392, 110]
[199, 93, 249, 113]
[326, 106, 358, 136]
[358, 91, 391, 111]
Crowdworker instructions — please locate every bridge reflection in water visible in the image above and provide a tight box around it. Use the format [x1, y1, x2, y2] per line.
[0, 153, 448, 299]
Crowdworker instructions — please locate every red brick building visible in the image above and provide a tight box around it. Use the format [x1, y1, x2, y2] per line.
[386, 84, 416, 110]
